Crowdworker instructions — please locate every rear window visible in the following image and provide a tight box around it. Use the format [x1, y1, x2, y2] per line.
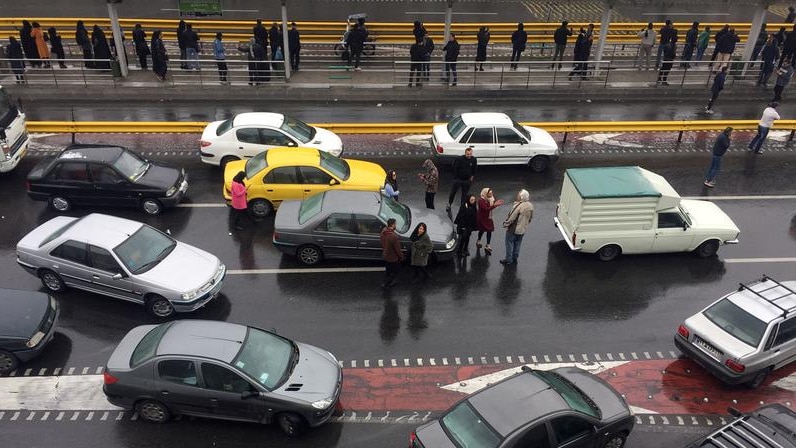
[703, 298, 768, 348]
[446, 116, 467, 139]
[39, 218, 82, 248]
[299, 192, 325, 224]
[130, 323, 174, 367]
[535, 370, 601, 419]
[216, 118, 233, 136]
[245, 151, 268, 178]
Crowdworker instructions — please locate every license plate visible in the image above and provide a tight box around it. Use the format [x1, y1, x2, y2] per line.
[694, 336, 722, 359]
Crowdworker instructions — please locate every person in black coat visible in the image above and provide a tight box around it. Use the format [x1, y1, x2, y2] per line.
[151, 30, 168, 81]
[709, 24, 729, 63]
[47, 27, 67, 69]
[510, 22, 527, 69]
[454, 194, 478, 257]
[20, 20, 39, 67]
[412, 21, 427, 42]
[552, 21, 572, 69]
[269, 23, 281, 59]
[422, 32, 434, 81]
[288, 22, 300, 71]
[780, 24, 796, 68]
[177, 20, 187, 69]
[132, 24, 150, 70]
[656, 41, 676, 86]
[475, 26, 489, 71]
[758, 36, 780, 86]
[443, 33, 460, 86]
[347, 23, 367, 70]
[253, 39, 269, 84]
[6, 37, 26, 84]
[91, 25, 112, 70]
[447, 147, 477, 210]
[253, 19, 268, 50]
[76, 21, 93, 68]
[569, 27, 588, 80]
[408, 38, 424, 87]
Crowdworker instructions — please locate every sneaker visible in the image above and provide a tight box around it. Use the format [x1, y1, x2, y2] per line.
[499, 259, 514, 265]
[484, 245, 492, 255]
[703, 180, 715, 188]
[476, 241, 483, 248]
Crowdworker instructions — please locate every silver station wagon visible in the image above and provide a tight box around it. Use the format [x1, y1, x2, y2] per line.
[675, 276, 796, 388]
[16, 213, 225, 318]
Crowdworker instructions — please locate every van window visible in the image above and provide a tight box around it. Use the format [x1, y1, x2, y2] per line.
[658, 212, 685, 229]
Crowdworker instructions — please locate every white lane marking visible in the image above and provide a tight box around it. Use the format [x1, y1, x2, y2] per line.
[393, 134, 432, 146]
[683, 195, 796, 200]
[578, 133, 645, 148]
[771, 373, 796, 393]
[641, 12, 730, 15]
[725, 258, 796, 264]
[0, 375, 121, 411]
[227, 267, 384, 275]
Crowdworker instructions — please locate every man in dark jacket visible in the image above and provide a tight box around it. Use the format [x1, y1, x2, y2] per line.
[779, 24, 796, 68]
[412, 20, 427, 42]
[184, 24, 200, 70]
[132, 24, 150, 70]
[510, 22, 527, 70]
[758, 35, 779, 86]
[446, 147, 477, 211]
[656, 41, 676, 86]
[656, 19, 677, 69]
[347, 22, 367, 70]
[408, 38, 424, 87]
[704, 65, 727, 114]
[6, 37, 26, 84]
[422, 32, 434, 81]
[253, 19, 268, 50]
[681, 21, 699, 67]
[703, 127, 732, 188]
[380, 218, 404, 289]
[288, 22, 300, 71]
[269, 22, 281, 59]
[176, 20, 187, 69]
[709, 24, 730, 64]
[751, 23, 768, 65]
[443, 33, 460, 86]
[715, 28, 739, 70]
[552, 20, 572, 69]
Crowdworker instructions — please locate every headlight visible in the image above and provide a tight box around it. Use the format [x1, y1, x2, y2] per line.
[26, 331, 46, 348]
[166, 186, 178, 197]
[312, 397, 334, 409]
[181, 290, 199, 301]
[445, 238, 456, 249]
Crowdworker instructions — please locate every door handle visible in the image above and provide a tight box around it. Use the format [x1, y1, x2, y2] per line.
[160, 391, 170, 395]
[304, 190, 311, 192]
[52, 264, 60, 269]
[499, 145, 505, 148]
[360, 242, 368, 245]
[316, 239, 324, 242]
[266, 189, 274, 192]
[238, 147, 244, 149]
[92, 275, 100, 280]
[209, 398, 219, 406]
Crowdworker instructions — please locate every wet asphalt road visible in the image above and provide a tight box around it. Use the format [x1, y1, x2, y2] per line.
[0, 135, 794, 447]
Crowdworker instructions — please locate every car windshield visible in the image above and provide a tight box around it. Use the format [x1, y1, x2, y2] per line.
[130, 323, 174, 367]
[378, 195, 410, 233]
[319, 151, 350, 180]
[446, 115, 466, 139]
[233, 327, 295, 390]
[245, 151, 268, 178]
[703, 298, 768, 347]
[113, 149, 150, 181]
[535, 370, 601, 419]
[440, 401, 502, 448]
[512, 119, 531, 140]
[299, 192, 325, 224]
[216, 118, 233, 136]
[280, 115, 315, 143]
[113, 225, 177, 274]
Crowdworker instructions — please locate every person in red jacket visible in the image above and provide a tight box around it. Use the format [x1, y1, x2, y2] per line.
[380, 218, 404, 289]
[476, 187, 504, 254]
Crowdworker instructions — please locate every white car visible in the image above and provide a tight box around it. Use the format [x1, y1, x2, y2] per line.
[200, 112, 344, 167]
[431, 112, 559, 172]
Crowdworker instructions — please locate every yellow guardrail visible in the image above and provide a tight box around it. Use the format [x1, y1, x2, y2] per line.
[26, 120, 796, 135]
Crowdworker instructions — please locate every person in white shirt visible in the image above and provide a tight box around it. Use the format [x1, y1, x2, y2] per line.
[636, 23, 657, 70]
[749, 102, 781, 153]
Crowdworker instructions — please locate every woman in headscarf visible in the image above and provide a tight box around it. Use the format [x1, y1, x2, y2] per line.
[91, 24, 112, 70]
[48, 27, 67, 69]
[410, 222, 433, 283]
[383, 170, 400, 200]
[6, 37, 26, 84]
[76, 21, 93, 68]
[239, 38, 257, 85]
[476, 187, 504, 255]
[31, 22, 50, 68]
[20, 20, 39, 67]
[454, 194, 478, 258]
[252, 37, 268, 84]
[476, 26, 490, 71]
[150, 30, 168, 81]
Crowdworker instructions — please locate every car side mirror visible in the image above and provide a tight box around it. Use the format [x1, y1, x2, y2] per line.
[241, 390, 260, 400]
[329, 178, 339, 186]
[683, 222, 689, 231]
[112, 273, 124, 279]
[287, 141, 297, 147]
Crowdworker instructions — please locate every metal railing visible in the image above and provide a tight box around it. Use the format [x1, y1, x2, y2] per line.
[159, 59, 286, 86]
[0, 58, 116, 86]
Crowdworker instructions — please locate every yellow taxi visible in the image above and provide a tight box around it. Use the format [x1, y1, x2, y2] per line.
[223, 147, 386, 217]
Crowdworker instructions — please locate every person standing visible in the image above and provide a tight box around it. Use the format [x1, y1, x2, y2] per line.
[253, 19, 268, 50]
[656, 20, 676, 69]
[704, 65, 728, 114]
[288, 22, 301, 72]
[380, 218, 404, 289]
[446, 147, 477, 212]
[776, 26, 787, 48]
[252, 38, 268, 84]
[749, 103, 780, 154]
[500, 189, 534, 266]
[422, 32, 434, 81]
[132, 24, 150, 70]
[703, 127, 732, 188]
[476, 188, 504, 255]
[412, 20, 427, 42]
[454, 194, 478, 258]
[443, 33, 459, 86]
[788, 6, 796, 23]
[240, 38, 257, 85]
[681, 21, 699, 67]
[6, 37, 25, 84]
[696, 26, 711, 61]
[709, 24, 729, 66]
[230, 171, 250, 230]
[19, 20, 39, 68]
[408, 37, 424, 87]
[151, 30, 168, 81]
[48, 27, 67, 69]
[510, 22, 527, 70]
[656, 41, 676, 86]
[91, 25, 112, 70]
[214, 32, 228, 83]
[780, 24, 796, 68]
[476, 26, 489, 71]
[184, 24, 200, 70]
[347, 22, 366, 71]
[553, 21, 572, 70]
[31, 22, 50, 68]
[417, 159, 438, 209]
[76, 21, 93, 68]
[410, 223, 433, 283]
[570, 27, 588, 79]
[715, 27, 739, 70]
[269, 22, 281, 60]
[383, 170, 400, 199]
[773, 59, 794, 101]
[758, 36, 779, 87]
[176, 20, 188, 69]
[636, 23, 656, 70]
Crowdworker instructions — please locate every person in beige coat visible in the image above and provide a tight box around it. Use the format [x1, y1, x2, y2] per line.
[500, 189, 534, 265]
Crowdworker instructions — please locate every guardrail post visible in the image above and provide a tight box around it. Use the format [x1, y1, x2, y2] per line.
[561, 132, 568, 149]
[789, 129, 795, 141]
[677, 130, 684, 142]
[499, 64, 505, 89]
[51, 63, 58, 87]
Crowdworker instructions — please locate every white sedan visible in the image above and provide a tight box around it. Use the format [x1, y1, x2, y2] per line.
[431, 112, 559, 172]
[200, 112, 344, 167]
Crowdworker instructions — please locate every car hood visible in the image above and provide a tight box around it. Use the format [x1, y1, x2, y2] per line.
[554, 366, 631, 422]
[310, 127, 343, 154]
[343, 160, 387, 189]
[684, 312, 757, 359]
[681, 200, 740, 233]
[400, 206, 455, 243]
[17, 216, 79, 251]
[525, 126, 560, 152]
[276, 342, 341, 403]
[414, 420, 458, 448]
[432, 123, 455, 143]
[135, 163, 181, 190]
[0, 289, 50, 339]
[135, 242, 219, 293]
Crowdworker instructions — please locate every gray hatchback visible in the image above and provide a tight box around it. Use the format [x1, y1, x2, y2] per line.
[103, 320, 343, 436]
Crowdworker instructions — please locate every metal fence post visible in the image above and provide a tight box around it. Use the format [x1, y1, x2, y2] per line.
[51, 64, 58, 87]
[499, 64, 505, 89]
[526, 65, 531, 89]
[680, 64, 688, 88]
[80, 64, 87, 87]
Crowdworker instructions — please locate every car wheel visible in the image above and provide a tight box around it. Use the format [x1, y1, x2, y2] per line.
[0, 350, 19, 374]
[364, 43, 376, 56]
[136, 400, 170, 423]
[49, 195, 72, 212]
[602, 434, 627, 448]
[141, 199, 163, 215]
[333, 44, 345, 56]
[220, 156, 239, 170]
[297, 245, 323, 266]
[146, 295, 175, 319]
[249, 199, 273, 218]
[39, 269, 66, 292]
[276, 412, 306, 437]
[597, 244, 621, 262]
[529, 155, 550, 173]
[746, 367, 772, 389]
[695, 240, 719, 258]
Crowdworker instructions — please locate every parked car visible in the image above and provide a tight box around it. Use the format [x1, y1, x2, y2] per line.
[554, 166, 740, 261]
[0, 289, 59, 373]
[223, 147, 385, 218]
[16, 213, 225, 318]
[103, 320, 343, 437]
[685, 404, 796, 448]
[273, 190, 457, 265]
[26, 144, 188, 215]
[431, 112, 559, 172]
[410, 365, 634, 448]
[200, 112, 344, 168]
[675, 275, 796, 388]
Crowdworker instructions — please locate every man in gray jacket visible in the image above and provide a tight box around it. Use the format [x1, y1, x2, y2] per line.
[500, 189, 534, 265]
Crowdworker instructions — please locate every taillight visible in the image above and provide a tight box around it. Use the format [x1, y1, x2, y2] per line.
[436, 144, 443, 154]
[273, 231, 280, 241]
[25, 180, 30, 191]
[200, 140, 212, 147]
[677, 325, 690, 339]
[725, 359, 745, 373]
[1, 142, 9, 159]
[103, 371, 119, 385]
[409, 431, 423, 448]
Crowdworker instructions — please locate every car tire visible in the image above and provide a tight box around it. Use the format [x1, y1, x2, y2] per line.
[602, 434, 627, 448]
[249, 199, 273, 218]
[695, 240, 719, 258]
[746, 367, 772, 389]
[136, 399, 170, 423]
[146, 295, 176, 319]
[597, 244, 621, 262]
[49, 195, 72, 212]
[220, 156, 239, 170]
[0, 350, 19, 374]
[529, 155, 550, 173]
[297, 245, 323, 266]
[39, 269, 66, 292]
[141, 198, 163, 215]
[276, 412, 306, 437]
[333, 44, 345, 56]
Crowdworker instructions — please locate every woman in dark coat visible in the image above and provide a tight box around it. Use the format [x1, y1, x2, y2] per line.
[76, 21, 93, 68]
[177, 20, 187, 69]
[475, 26, 489, 71]
[6, 37, 26, 84]
[132, 24, 150, 70]
[19, 20, 39, 67]
[48, 27, 67, 69]
[91, 25, 112, 70]
[253, 38, 269, 84]
[454, 194, 478, 258]
[410, 222, 433, 282]
[151, 30, 168, 81]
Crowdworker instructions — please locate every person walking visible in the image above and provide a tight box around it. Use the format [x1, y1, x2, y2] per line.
[91, 25, 112, 70]
[696, 26, 711, 61]
[31, 22, 50, 68]
[773, 59, 794, 101]
[417, 159, 438, 209]
[213, 32, 228, 83]
[269, 22, 281, 60]
[47, 27, 67, 69]
[132, 24, 150, 70]
[476, 188, 504, 255]
[656, 41, 676, 86]
[510, 23, 527, 70]
[656, 20, 677, 69]
[703, 127, 732, 188]
[410, 223, 433, 283]
[709, 24, 729, 66]
[6, 37, 26, 84]
[715, 27, 739, 70]
[19, 20, 39, 68]
[443, 33, 459, 86]
[176, 20, 188, 69]
[476, 26, 490, 71]
[288, 22, 301, 71]
[150, 30, 168, 81]
[76, 21, 93, 68]
[758, 36, 779, 87]
[500, 189, 534, 266]
[380, 218, 404, 289]
[253, 19, 268, 50]
[422, 32, 434, 81]
[553, 21, 572, 69]
[780, 24, 796, 68]
[681, 21, 699, 67]
[636, 23, 656, 70]
[230, 171, 250, 230]
[454, 194, 478, 258]
[408, 37, 424, 87]
[749, 103, 780, 154]
[788, 6, 796, 23]
[184, 24, 200, 70]
[446, 147, 477, 211]
[347, 22, 366, 71]
[704, 65, 728, 114]
[383, 170, 400, 199]
[776, 26, 787, 48]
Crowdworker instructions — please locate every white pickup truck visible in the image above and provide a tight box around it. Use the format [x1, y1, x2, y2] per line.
[0, 85, 29, 173]
[554, 166, 740, 261]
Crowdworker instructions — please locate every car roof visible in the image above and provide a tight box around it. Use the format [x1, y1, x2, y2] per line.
[320, 190, 382, 214]
[58, 144, 124, 164]
[461, 113, 513, 127]
[232, 112, 285, 128]
[467, 371, 569, 437]
[724, 278, 796, 323]
[60, 213, 144, 248]
[265, 147, 321, 166]
[157, 320, 248, 363]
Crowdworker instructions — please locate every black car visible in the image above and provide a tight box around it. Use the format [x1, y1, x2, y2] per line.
[27, 144, 188, 215]
[0, 288, 59, 373]
[410, 366, 634, 448]
[685, 404, 796, 448]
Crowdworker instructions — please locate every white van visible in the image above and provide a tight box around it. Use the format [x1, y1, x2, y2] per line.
[0, 85, 29, 173]
[553, 166, 740, 261]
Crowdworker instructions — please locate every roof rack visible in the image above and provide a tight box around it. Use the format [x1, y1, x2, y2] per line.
[737, 275, 796, 319]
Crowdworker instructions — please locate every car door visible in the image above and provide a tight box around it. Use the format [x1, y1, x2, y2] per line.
[549, 415, 597, 448]
[504, 423, 552, 448]
[313, 213, 359, 258]
[155, 359, 212, 417]
[89, 163, 135, 207]
[297, 166, 333, 199]
[235, 128, 267, 159]
[354, 214, 389, 260]
[651, 211, 695, 253]
[48, 240, 94, 290]
[495, 127, 530, 164]
[255, 166, 304, 208]
[86, 245, 140, 303]
[259, 128, 298, 148]
[199, 362, 264, 422]
[462, 127, 497, 163]
[46, 161, 92, 204]
[765, 318, 796, 370]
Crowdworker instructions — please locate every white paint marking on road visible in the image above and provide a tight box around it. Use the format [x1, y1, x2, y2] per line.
[116, 412, 124, 421]
[26, 411, 35, 421]
[642, 12, 730, 15]
[378, 359, 384, 367]
[578, 133, 645, 148]
[227, 267, 384, 275]
[101, 411, 109, 421]
[38, 368, 47, 376]
[67, 367, 75, 375]
[391, 359, 397, 367]
[81, 367, 89, 375]
[23, 368, 32, 376]
[53, 368, 61, 376]
[86, 411, 94, 421]
[364, 360, 370, 368]
[41, 411, 50, 421]
[683, 195, 796, 200]
[725, 258, 796, 264]
[442, 358, 448, 366]
[56, 411, 64, 421]
[771, 373, 796, 393]
[11, 411, 19, 421]
[95, 366, 104, 374]
[70, 412, 80, 421]
[430, 358, 436, 366]
[0, 375, 122, 410]
[351, 360, 356, 368]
